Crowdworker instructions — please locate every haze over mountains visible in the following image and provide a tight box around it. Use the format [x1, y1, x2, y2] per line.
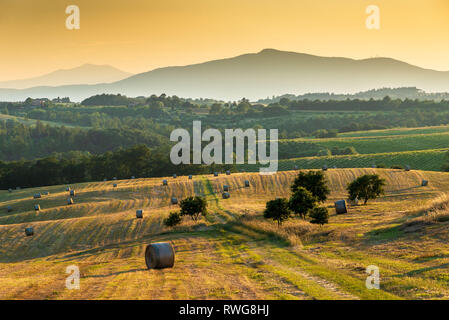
[1, 49, 449, 102]
[0, 64, 132, 89]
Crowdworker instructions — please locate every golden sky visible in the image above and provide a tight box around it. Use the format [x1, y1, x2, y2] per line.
[0, 0, 448, 81]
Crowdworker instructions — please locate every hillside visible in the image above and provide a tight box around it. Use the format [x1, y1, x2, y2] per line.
[1, 168, 449, 299]
[0, 64, 132, 89]
[2, 49, 449, 101]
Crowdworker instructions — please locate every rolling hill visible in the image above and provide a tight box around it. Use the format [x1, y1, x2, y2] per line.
[1, 49, 449, 102]
[1, 169, 449, 299]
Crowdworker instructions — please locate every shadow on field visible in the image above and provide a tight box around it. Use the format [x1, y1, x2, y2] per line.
[83, 268, 148, 278]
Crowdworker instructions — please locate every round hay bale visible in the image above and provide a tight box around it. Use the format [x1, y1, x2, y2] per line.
[226, 170, 231, 175]
[145, 242, 175, 269]
[214, 172, 219, 177]
[422, 180, 428, 187]
[7, 206, 12, 212]
[322, 165, 328, 171]
[33, 193, 41, 199]
[67, 197, 74, 205]
[70, 190, 76, 197]
[162, 179, 168, 186]
[173, 174, 177, 179]
[223, 185, 229, 192]
[25, 227, 34, 236]
[34, 204, 40, 211]
[136, 209, 143, 219]
[244, 180, 250, 187]
[334, 200, 347, 214]
[171, 197, 178, 205]
[113, 183, 117, 188]
[222, 192, 230, 199]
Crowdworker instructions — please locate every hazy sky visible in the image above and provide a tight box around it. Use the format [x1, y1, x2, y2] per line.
[0, 0, 448, 81]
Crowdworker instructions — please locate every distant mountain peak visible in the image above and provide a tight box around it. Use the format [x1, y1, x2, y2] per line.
[0, 64, 133, 89]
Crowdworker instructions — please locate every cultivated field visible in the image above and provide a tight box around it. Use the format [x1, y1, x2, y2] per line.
[1, 168, 449, 299]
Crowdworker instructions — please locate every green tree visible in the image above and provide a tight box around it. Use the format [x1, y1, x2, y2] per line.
[263, 198, 291, 226]
[309, 207, 329, 225]
[347, 174, 385, 205]
[164, 211, 182, 227]
[288, 187, 317, 219]
[179, 196, 208, 221]
[291, 171, 330, 202]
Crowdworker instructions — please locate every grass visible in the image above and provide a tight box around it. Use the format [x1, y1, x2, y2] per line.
[1, 169, 449, 299]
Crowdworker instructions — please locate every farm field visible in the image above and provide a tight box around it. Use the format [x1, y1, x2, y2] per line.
[1, 168, 449, 300]
[291, 132, 449, 155]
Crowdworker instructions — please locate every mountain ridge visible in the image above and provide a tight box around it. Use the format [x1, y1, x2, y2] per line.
[1, 49, 449, 102]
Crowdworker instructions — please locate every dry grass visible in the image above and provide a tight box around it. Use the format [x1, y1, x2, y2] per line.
[1, 169, 449, 299]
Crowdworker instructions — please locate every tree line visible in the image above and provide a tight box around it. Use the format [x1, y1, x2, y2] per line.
[0, 144, 236, 189]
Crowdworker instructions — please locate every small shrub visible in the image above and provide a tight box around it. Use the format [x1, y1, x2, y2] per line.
[180, 196, 208, 221]
[164, 211, 182, 227]
[309, 207, 329, 225]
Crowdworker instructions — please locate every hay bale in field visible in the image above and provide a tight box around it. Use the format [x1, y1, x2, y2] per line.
[188, 175, 192, 180]
[222, 192, 230, 199]
[226, 170, 231, 175]
[113, 183, 117, 188]
[171, 197, 178, 205]
[25, 227, 34, 236]
[136, 209, 143, 219]
[67, 197, 74, 205]
[70, 190, 75, 197]
[33, 193, 41, 199]
[405, 165, 411, 171]
[173, 174, 177, 179]
[34, 204, 40, 211]
[422, 180, 428, 186]
[145, 242, 175, 269]
[244, 180, 250, 187]
[334, 200, 347, 214]
[8, 188, 12, 193]
[322, 165, 328, 171]
[223, 185, 229, 192]
[7, 206, 12, 212]
[163, 179, 168, 186]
